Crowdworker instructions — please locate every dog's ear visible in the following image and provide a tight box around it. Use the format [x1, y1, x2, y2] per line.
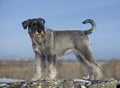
[22, 19, 30, 29]
[42, 18, 45, 24]
[38, 18, 45, 24]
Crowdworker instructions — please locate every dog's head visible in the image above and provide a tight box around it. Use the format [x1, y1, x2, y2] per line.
[22, 18, 46, 42]
[22, 18, 45, 33]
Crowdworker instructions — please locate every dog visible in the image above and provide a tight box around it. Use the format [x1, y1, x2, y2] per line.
[22, 18, 103, 80]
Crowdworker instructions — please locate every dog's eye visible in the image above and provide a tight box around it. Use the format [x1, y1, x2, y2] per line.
[33, 23, 36, 27]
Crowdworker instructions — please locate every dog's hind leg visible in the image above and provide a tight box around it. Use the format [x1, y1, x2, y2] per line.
[75, 48, 103, 80]
[84, 44, 103, 80]
[75, 53, 93, 79]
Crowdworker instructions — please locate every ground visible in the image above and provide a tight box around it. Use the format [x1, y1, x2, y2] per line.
[0, 78, 118, 88]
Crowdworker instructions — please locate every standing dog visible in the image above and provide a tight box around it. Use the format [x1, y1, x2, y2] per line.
[22, 18, 103, 80]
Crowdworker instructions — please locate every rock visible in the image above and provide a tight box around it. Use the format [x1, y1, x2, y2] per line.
[88, 78, 118, 88]
[0, 78, 118, 88]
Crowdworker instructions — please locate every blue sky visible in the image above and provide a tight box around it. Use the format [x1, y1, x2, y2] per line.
[0, 0, 120, 60]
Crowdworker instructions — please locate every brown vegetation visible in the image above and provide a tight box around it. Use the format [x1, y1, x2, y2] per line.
[0, 59, 120, 80]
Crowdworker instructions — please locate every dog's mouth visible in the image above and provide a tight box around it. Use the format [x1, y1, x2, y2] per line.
[29, 28, 45, 39]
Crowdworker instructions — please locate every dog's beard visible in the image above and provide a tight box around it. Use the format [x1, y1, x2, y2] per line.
[31, 30, 46, 44]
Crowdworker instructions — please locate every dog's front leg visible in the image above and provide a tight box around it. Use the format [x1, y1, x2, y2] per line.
[32, 53, 45, 81]
[48, 55, 57, 80]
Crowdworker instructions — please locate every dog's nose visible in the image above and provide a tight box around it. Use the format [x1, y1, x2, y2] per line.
[37, 29, 42, 33]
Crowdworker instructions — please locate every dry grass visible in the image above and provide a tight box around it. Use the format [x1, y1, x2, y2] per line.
[102, 59, 120, 80]
[0, 59, 120, 80]
[0, 60, 34, 80]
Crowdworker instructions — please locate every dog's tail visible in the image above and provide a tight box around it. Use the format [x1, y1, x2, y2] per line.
[83, 19, 96, 35]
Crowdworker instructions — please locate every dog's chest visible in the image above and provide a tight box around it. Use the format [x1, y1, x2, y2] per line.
[32, 30, 55, 56]
[32, 37, 52, 55]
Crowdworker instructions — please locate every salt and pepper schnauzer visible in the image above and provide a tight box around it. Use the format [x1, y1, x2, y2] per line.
[22, 18, 103, 80]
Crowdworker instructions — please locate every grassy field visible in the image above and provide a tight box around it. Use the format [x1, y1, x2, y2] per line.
[0, 59, 120, 80]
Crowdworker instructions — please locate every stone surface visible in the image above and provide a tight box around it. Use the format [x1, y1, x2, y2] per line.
[0, 78, 118, 88]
